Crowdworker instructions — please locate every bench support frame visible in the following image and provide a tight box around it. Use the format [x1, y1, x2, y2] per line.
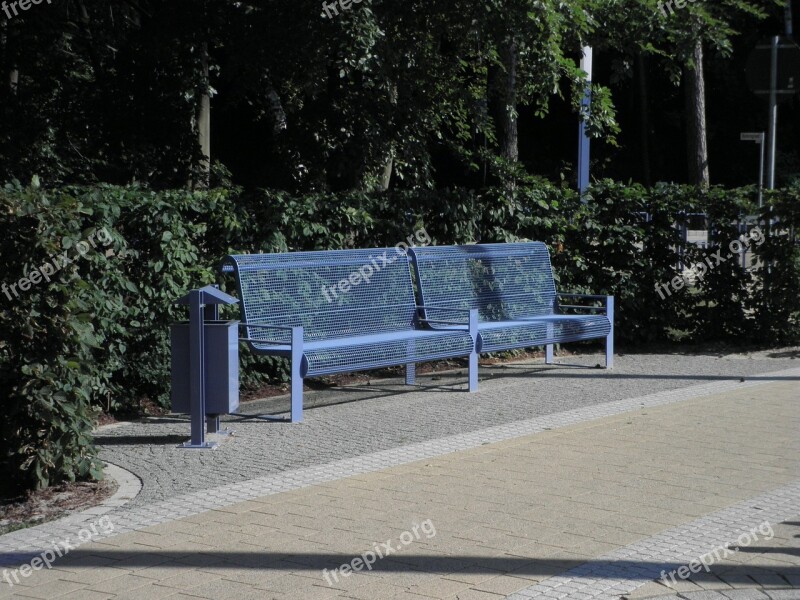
[405, 363, 416, 386]
[468, 308, 479, 391]
[605, 296, 614, 369]
[290, 326, 304, 423]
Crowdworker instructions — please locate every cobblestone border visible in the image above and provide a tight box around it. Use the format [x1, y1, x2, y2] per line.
[636, 591, 799, 600]
[1, 367, 798, 565]
[85, 462, 142, 516]
[0, 461, 141, 566]
[506, 480, 800, 600]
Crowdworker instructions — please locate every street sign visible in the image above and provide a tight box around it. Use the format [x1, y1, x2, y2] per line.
[745, 36, 800, 101]
[740, 132, 766, 207]
[740, 132, 765, 142]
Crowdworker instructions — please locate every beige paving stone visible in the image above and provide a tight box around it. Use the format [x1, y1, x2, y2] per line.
[155, 570, 221, 590]
[135, 562, 201, 581]
[0, 566, 67, 587]
[179, 578, 276, 599]
[257, 573, 333, 594]
[53, 590, 113, 600]
[2, 579, 85, 599]
[261, 582, 340, 600]
[56, 566, 133, 585]
[105, 552, 173, 572]
[327, 578, 407, 600]
[502, 559, 551, 582]
[442, 588, 503, 599]
[110, 583, 181, 600]
[85, 573, 155, 594]
[441, 566, 504, 586]
[383, 592, 433, 600]
[368, 567, 439, 588]
[149, 594, 209, 600]
[507, 541, 591, 561]
[0, 585, 16, 600]
[407, 575, 474, 598]
[55, 554, 126, 571]
[470, 573, 532, 595]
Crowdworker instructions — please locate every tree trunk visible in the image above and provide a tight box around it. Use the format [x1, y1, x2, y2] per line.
[76, 1, 101, 75]
[1, 21, 17, 94]
[684, 39, 709, 186]
[636, 52, 652, 187]
[488, 38, 519, 163]
[378, 82, 398, 191]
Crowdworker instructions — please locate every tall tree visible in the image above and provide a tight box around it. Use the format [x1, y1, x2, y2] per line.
[684, 36, 710, 185]
[594, 0, 780, 185]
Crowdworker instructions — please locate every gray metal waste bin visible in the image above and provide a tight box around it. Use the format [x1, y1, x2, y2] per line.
[171, 319, 239, 415]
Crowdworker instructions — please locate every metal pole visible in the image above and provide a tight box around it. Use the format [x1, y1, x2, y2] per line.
[180, 289, 218, 449]
[758, 132, 765, 208]
[577, 46, 593, 200]
[786, 0, 794, 36]
[188, 290, 206, 447]
[766, 36, 779, 190]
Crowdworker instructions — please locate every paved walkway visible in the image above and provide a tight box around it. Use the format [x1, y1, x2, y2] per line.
[1, 354, 798, 599]
[95, 351, 800, 505]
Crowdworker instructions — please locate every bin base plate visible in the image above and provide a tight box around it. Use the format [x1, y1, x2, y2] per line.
[178, 441, 219, 450]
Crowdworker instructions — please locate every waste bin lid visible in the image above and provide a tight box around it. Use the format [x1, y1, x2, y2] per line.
[176, 285, 239, 306]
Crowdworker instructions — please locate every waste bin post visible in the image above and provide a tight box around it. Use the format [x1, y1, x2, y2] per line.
[174, 285, 238, 449]
[204, 291, 222, 435]
[182, 289, 218, 449]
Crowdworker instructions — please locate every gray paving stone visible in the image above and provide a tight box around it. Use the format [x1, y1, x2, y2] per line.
[720, 591, 773, 600]
[765, 591, 800, 600]
[681, 591, 731, 600]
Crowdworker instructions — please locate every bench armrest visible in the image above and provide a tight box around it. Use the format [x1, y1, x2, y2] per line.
[418, 318, 470, 326]
[556, 293, 613, 314]
[240, 321, 296, 332]
[416, 306, 479, 341]
[558, 293, 610, 301]
[416, 305, 474, 326]
[240, 321, 301, 346]
[415, 305, 474, 314]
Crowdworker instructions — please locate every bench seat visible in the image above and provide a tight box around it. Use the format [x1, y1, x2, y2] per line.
[476, 314, 611, 352]
[248, 327, 474, 376]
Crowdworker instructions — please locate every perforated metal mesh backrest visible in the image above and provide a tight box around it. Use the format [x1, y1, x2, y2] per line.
[222, 249, 416, 343]
[410, 242, 557, 320]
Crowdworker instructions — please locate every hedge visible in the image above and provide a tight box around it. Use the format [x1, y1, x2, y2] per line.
[1, 180, 798, 492]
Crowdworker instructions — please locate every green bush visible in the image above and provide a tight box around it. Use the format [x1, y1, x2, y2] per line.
[2, 179, 799, 493]
[0, 184, 242, 493]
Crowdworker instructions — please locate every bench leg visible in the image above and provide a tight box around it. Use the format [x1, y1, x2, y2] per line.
[405, 363, 416, 386]
[468, 352, 478, 391]
[545, 344, 554, 364]
[468, 308, 478, 392]
[405, 338, 416, 385]
[290, 327, 304, 423]
[605, 296, 614, 369]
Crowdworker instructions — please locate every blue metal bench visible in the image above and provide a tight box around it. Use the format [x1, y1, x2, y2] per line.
[408, 242, 613, 374]
[220, 248, 478, 422]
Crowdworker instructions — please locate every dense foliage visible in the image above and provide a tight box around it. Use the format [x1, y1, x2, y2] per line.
[0, 0, 794, 190]
[1, 182, 798, 492]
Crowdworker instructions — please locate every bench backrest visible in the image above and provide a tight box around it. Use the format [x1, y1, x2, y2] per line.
[221, 248, 417, 343]
[409, 242, 557, 321]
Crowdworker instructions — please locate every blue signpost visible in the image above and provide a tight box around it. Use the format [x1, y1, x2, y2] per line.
[577, 46, 593, 200]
